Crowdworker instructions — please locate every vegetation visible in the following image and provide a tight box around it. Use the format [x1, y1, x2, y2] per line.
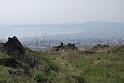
[0, 45, 124, 83]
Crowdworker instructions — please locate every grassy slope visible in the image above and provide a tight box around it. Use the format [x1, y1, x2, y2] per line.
[0, 45, 124, 83]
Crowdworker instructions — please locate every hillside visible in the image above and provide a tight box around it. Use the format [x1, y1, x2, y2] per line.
[0, 39, 124, 83]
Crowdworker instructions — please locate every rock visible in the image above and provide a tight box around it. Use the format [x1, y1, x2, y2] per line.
[3, 36, 25, 58]
[0, 36, 38, 68]
[53, 43, 78, 51]
[0, 58, 22, 68]
[5, 36, 25, 54]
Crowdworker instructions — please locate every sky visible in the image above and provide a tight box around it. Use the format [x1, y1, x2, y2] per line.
[0, 0, 124, 24]
[0, 0, 124, 39]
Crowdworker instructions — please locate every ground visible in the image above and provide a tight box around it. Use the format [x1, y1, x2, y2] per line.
[0, 45, 124, 83]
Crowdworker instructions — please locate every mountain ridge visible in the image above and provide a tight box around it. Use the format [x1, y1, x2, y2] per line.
[0, 21, 124, 40]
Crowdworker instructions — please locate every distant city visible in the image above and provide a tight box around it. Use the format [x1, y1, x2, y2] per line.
[0, 21, 124, 51]
[22, 38, 124, 51]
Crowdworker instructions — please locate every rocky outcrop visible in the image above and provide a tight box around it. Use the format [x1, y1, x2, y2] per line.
[0, 58, 22, 68]
[0, 36, 25, 68]
[0, 36, 38, 68]
[53, 42, 78, 51]
[1, 36, 25, 59]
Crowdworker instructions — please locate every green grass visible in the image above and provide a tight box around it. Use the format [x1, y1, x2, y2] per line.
[0, 45, 124, 83]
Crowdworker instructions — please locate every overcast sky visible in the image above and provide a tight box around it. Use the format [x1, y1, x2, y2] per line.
[0, 0, 124, 24]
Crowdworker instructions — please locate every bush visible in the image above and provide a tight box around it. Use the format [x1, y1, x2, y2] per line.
[35, 72, 47, 82]
[47, 60, 59, 72]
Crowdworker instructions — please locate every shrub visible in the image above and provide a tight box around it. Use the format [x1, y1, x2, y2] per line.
[47, 60, 59, 72]
[35, 71, 47, 82]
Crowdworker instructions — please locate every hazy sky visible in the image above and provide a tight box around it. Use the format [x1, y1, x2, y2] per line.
[0, 0, 124, 24]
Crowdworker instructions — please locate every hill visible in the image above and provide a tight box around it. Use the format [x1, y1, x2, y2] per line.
[0, 37, 124, 83]
[1, 22, 124, 40]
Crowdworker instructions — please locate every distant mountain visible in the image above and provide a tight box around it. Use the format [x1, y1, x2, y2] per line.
[47, 22, 124, 40]
[0, 21, 124, 41]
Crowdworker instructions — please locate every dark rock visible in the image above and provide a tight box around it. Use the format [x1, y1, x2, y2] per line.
[92, 44, 109, 50]
[53, 43, 78, 51]
[0, 36, 38, 69]
[1, 36, 25, 59]
[5, 36, 25, 55]
[0, 58, 22, 68]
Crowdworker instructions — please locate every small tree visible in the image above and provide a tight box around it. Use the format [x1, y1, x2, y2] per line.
[0, 39, 2, 43]
[41, 32, 47, 52]
[34, 37, 39, 51]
